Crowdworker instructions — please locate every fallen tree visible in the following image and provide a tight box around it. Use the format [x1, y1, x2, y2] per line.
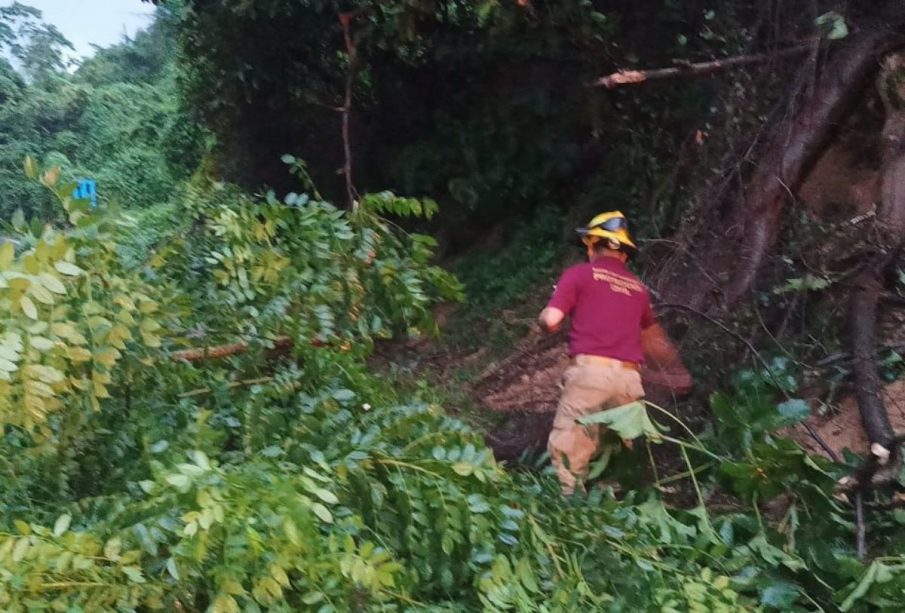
[653, 2, 905, 309]
[846, 57, 905, 556]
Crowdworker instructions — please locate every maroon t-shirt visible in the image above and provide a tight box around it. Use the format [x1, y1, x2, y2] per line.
[546, 257, 655, 363]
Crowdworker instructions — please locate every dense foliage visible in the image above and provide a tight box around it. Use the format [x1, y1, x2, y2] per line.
[0, 158, 903, 611]
[172, 0, 767, 243]
[0, 4, 205, 219]
[3, 1, 905, 611]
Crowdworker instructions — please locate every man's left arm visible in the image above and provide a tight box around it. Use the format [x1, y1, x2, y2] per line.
[640, 308, 692, 394]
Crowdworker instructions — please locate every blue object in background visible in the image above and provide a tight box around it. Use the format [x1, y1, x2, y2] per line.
[73, 179, 97, 208]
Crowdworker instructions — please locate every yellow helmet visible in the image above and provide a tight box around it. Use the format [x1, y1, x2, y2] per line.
[576, 210, 636, 250]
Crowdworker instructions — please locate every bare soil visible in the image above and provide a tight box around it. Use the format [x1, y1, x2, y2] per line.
[477, 336, 569, 415]
[798, 142, 879, 220]
[792, 381, 905, 459]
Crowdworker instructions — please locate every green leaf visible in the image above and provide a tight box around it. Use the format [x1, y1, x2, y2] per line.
[0, 344, 19, 362]
[20, 295, 38, 320]
[467, 494, 491, 513]
[311, 502, 333, 523]
[123, 566, 146, 584]
[104, 537, 122, 559]
[191, 450, 211, 470]
[0, 242, 13, 269]
[760, 581, 799, 608]
[54, 261, 83, 276]
[30, 336, 54, 351]
[166, 557, 180, 580]
[816, 11, 848, 40]
[776, 399, 810, 426]
[313, 488, 339, 504]
[841, 561, 881, 611]
[23, 155, 38, 179]
[53, 513, 72, 537]
[38, 273, 66, 295]
[452, 462, 474, 476]
[149, 440, 169, 454]
[12, 538, 29, 562]
[332, 388, 355, 401]
[165, 474, 192, 493]
[578, 401, 663, 441]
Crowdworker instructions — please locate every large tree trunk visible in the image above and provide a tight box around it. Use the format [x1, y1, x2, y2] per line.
[654, 4, 905, 310]
[726, 15, 905, 305]
[849, 53, 905, 453]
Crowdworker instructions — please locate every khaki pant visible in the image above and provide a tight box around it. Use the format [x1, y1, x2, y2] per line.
[548, 356, 645, 495]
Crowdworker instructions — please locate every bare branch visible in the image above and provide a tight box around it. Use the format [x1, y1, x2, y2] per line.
[339, 11, 359, 211]
[592, 45, 811, 89]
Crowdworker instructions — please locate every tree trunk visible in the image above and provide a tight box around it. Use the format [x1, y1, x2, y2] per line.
[726, 15, 905, 305]
[850, 269, 895, 448]
[653, 5, 905, 310]
[848, 52, 905, 453]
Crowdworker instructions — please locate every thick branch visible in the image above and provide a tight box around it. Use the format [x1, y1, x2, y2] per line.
[726, 12, 905, 304]
[593, 45, 810, 89]
[849, 270, 896, 448]
[171, 336, 295, 362]
[847, 51, 905, 492]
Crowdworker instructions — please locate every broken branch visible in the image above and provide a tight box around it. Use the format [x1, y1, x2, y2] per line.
[592, 45, 810, 89]
[171, 336, 297, 362]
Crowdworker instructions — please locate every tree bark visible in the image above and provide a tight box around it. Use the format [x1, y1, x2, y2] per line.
[850, 268, 895, 448]
[725, 14, 905, 305]
[848, 52, 905, 453]
[648, 6, 905, 311]
[171, 336, 296, 362]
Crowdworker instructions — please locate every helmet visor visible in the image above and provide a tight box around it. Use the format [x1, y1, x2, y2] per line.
[576, 215, 628, 235]
[595, 216, 627, 232]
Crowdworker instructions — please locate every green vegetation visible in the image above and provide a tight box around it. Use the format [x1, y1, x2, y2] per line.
[3, 160, 902, 612]
[0, 3, 205, 219]
[2, 1, 905, 611]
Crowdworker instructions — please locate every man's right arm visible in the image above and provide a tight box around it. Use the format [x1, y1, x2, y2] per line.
[538, 269, 577, 334]
[538, 306, 565, 333]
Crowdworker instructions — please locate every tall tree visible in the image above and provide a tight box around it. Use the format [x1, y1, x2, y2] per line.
[0, 1, 72, 82]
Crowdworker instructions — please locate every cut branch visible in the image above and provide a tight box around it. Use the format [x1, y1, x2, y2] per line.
[171, 336, 295, 363]
[593, 45, 810, 89]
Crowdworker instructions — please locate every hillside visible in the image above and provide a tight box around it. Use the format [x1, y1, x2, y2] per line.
[2, 1, 905, 611]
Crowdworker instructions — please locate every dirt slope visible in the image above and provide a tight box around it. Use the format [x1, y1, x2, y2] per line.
[792, 381, 905, 459]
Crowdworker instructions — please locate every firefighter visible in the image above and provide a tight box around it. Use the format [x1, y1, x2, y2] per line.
[538, 211, 691, 495]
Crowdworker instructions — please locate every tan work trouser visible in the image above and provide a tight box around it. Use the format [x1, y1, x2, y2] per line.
[548, 355, 645, 495]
